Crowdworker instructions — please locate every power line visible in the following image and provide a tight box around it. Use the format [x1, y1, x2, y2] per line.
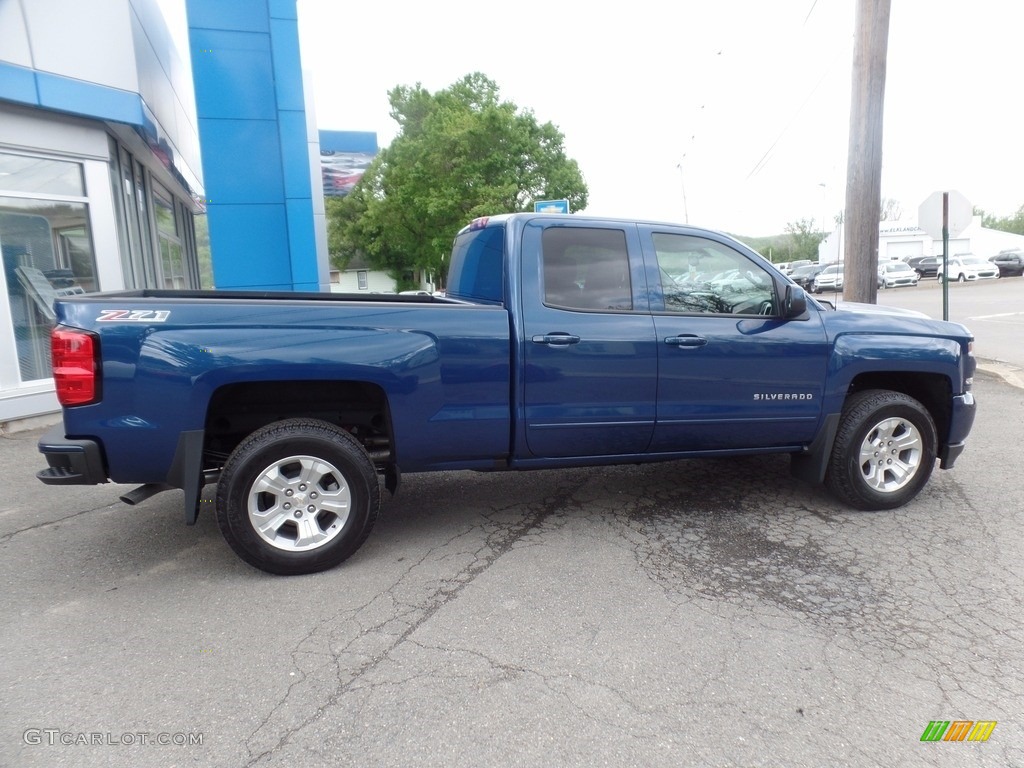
[745, 65, 834, 180]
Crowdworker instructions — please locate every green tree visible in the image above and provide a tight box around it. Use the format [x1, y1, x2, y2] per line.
[974, 204, 1024, 235]
[784, 218, 824, 261]
[328, 73, 588, 287]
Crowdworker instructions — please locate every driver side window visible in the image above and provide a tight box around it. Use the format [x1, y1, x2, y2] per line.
[652, 233, 776, 315]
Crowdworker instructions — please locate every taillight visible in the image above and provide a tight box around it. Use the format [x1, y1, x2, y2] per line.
[51, 327, 100, 406]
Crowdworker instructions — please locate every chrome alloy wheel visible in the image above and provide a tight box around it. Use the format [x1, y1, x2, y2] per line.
[247, 455, 351, 551]
[857, 417, 924, 493]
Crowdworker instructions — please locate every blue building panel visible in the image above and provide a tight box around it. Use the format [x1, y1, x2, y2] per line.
[268, 0, 299, 20]
[198, 118, 285, 205]
[278, 111, 313, 199]
[0, 62, 38, 105]
[32, 71, 145, 125]
[188, 0, 325, 292]
[209, 205, 293, 289]
[319, 131, 379, 154]
[189, 30, 277, 121]
[185, 2, 270, 33]
[285, 197, 319, 287]
[269, 19, 305, 112]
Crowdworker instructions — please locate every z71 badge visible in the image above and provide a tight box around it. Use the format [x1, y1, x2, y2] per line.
[97, 309, 171, 322]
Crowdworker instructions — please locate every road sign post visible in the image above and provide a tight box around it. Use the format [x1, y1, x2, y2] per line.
[918, 190, 971, 321]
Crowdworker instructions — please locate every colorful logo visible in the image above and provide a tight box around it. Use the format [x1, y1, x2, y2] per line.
[921, 721, 997, 742]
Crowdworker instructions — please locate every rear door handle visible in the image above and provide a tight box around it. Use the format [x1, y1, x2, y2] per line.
[665, 335, 708, 348]
[532, 333, 581, 346]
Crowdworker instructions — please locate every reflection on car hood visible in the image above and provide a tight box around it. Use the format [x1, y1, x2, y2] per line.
[833, 301, 930, 319]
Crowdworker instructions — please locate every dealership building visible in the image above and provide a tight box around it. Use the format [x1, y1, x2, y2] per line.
[819, 217, 1024, 264]
[0, 0, 330, 426]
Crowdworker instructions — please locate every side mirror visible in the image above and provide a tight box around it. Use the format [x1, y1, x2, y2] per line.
[784, 284, 807, 318]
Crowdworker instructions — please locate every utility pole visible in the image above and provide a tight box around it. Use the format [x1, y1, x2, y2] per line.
[843, 0, 891, 303]
[676, 159, 690, 224]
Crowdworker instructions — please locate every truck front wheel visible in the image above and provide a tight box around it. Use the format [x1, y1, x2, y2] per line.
[825, 390, 937, 510]
[216, 419, 381, 575]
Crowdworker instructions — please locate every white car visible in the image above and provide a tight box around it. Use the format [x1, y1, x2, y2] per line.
[937, 254, 999, 282]
[878, 261, 920, 288]
[812, 263, 843, 293]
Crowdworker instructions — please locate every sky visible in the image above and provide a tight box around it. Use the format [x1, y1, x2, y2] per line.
[295, 0, 1022, 236]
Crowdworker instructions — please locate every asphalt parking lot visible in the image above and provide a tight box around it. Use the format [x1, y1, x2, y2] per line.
[1, 367, 1022, 768]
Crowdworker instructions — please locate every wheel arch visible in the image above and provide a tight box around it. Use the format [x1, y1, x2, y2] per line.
[846, 371, 952, 446]
[202, 379, 395, 477]
[792, 370, 952, 486]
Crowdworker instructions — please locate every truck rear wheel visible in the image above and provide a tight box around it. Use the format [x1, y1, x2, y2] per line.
[216, 418, 380, 575]
[825, 390, 937, 510]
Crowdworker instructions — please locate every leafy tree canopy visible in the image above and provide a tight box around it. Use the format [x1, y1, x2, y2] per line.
[783, 218, 825, 262]
[328, 73, 588, 286]
[975, 204, 1024, 236]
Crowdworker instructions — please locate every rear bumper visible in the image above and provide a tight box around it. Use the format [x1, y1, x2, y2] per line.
[939, 392, 976, 469]
[37, 425, 108, 485]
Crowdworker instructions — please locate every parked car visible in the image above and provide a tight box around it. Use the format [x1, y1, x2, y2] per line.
[989, 250, 1024, 277]
[937, 254, 1000, 282]
[790, 263, 827, 290]
[778, 259, 812, 276]
[878, 261, 920, 289]
[906, 256, 940, 278]
[812, 264, 843, 293]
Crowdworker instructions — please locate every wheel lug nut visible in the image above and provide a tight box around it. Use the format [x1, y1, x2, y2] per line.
[285, 489, 293, 497]
[294, 510, 303, 518]
[310, 492, 318, 499]
[283, 502, 291, 510]
[307, 505, 315, 513]
[299, 484, 307, 491]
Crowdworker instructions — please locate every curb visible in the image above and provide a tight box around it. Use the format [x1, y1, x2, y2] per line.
[975, 359, 1024, 390]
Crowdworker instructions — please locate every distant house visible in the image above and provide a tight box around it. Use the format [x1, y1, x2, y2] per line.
[329, 255, 437, 295]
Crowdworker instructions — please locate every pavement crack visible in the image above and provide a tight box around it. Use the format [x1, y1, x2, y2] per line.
[0, 502, 119, 543]
[241, 473, 589, 766]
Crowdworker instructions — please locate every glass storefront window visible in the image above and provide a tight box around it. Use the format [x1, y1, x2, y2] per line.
[0, 198, 97, 382]
[153, 183, 185, 289]
[0, 154, 84, 197]
[1, 152, 97, 383]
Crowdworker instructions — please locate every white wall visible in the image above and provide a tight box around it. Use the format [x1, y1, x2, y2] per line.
[8, 0, 139, 91]
[330, 269, 396, 293]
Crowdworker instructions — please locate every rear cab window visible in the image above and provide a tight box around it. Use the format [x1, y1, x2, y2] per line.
[542, 227, 633, 311]
[447, 223, 506, 304]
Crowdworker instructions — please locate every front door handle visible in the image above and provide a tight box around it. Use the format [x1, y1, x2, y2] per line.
[532, 333, 581, 346]
[665, 335, 708, 348]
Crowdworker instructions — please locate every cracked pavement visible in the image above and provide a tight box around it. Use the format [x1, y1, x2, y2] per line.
[1, 371, 1022, 767]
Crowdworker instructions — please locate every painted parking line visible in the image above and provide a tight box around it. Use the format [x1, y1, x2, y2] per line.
[967, 312, 1024, 323]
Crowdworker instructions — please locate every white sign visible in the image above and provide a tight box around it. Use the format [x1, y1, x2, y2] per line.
[918, 190, 972, 240]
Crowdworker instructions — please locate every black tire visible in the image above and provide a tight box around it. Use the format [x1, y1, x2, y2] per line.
[216, 418, 381, 575]
[957, 273, 966, 283]
[824, 390, 937, 510]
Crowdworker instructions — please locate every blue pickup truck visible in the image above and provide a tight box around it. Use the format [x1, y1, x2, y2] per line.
[38, 213, 977, 574]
